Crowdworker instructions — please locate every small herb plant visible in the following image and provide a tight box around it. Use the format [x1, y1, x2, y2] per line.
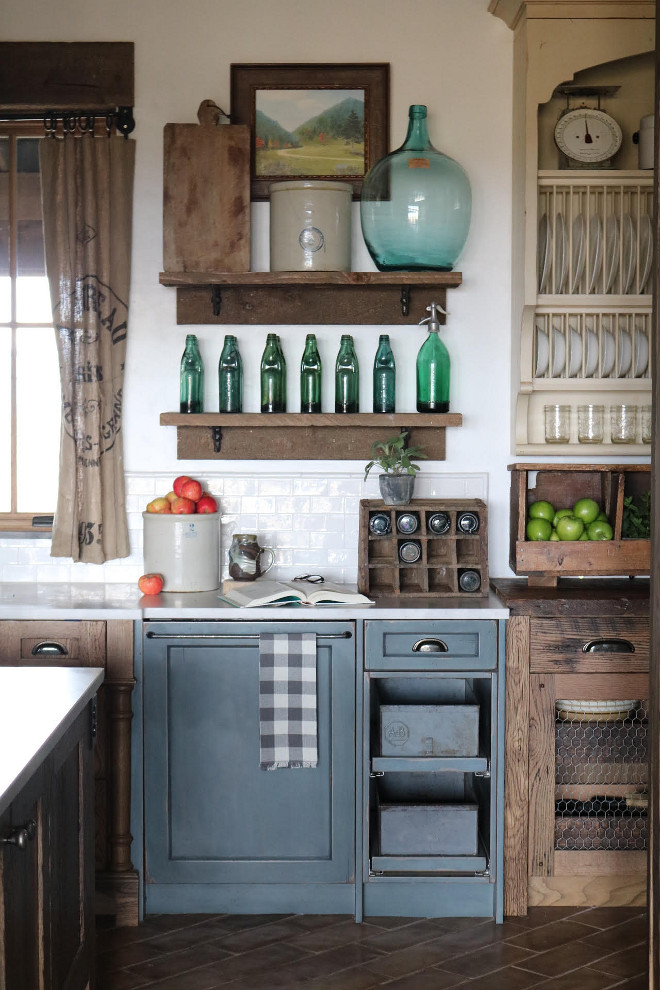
[364, 432, 427, 480]
[621, 491, 651, 539]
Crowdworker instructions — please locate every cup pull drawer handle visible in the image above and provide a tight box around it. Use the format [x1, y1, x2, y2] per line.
[412, 638, 449, 653]
[31, 641, 68, 656]
[582, 638, 635, 654]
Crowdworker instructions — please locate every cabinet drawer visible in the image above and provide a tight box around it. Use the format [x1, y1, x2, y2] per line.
[365, 620, 497, 670]
[0, 621, 106, 666]
[530, 618, 649, 673]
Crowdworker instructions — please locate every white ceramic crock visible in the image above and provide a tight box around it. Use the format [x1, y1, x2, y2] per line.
[142, 512, 220, 592]
[269, 180, 353, 272]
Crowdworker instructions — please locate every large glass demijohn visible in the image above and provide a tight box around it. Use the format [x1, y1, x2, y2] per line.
[360, 105, 471, 271]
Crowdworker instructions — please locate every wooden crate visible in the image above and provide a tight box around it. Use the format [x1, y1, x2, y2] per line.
[358, 499, 488, 598]
[509, 464, 650, 586]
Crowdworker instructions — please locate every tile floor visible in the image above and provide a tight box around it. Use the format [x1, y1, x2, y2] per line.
[96, 906, 648, 989]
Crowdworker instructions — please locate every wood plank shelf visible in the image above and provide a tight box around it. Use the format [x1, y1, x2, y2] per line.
[159, 270, 463, 325]
[160, 412, 462, 461]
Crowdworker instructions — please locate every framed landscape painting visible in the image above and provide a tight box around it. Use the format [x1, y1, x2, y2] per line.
[230, 63, 390, 199]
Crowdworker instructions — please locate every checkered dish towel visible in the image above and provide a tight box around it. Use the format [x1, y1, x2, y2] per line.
[259, 633, 318, 770]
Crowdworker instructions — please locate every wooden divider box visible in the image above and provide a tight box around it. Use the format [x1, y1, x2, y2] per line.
[358, 499, 488, 598]
[509, 463, 650, 586]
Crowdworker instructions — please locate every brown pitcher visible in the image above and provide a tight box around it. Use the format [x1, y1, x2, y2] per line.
[228, 534, 275, 581]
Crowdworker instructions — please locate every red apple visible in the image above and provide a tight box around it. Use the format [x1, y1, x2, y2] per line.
[165, 490, 177, 504]
[173, 475, 192, 497]
[138, 573, 164, 595]
[171, 496, 196, 514]
[196, 494, 218, 514]
[146, 496, 172, 513]
[180, 478, 203, 502]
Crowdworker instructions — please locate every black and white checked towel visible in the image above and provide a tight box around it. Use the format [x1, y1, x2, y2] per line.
[259, 632, 318, 770]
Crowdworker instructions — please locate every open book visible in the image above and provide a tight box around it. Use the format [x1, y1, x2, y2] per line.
[219, 579, 374, 608]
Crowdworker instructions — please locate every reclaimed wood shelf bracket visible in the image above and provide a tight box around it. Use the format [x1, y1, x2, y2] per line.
[158, 270, 462, 325]
[160, 412, 462, 461]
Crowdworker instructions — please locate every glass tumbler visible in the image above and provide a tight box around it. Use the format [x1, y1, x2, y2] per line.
[610, 404, 637, 444]
[642, 405, 652, 444]
[577, 404, 604, 443]
[544, 404, 571, 443]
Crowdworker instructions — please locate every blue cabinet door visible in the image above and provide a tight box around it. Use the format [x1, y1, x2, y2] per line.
[142, 620, 355, 912]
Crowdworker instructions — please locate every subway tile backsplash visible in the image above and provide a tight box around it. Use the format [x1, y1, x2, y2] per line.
[0, 469, 488, 585]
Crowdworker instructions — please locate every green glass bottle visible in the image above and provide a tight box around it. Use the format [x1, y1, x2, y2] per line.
[335, 334, 359, 413]
[260, 333, 286, 413]
[180, 333, 204, 413]
[416, 302, 450, 412]
[300, 333, 322, 413]
[372, 333, 396, 413]
[218, 334, 243, 413]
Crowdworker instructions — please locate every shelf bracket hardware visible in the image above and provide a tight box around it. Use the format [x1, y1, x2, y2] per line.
[211, 285, 222, 317]
[211, 426, 223, 453]
[400, 286, 410, 317]
[474, 763, 491, 778]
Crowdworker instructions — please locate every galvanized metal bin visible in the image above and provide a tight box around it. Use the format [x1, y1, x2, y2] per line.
[380, 704, 479, 757]
[379, 802, 479, 856]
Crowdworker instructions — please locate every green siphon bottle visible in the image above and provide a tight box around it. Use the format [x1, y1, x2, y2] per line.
[180, 333, 204, 413]
[260, 333, 286, 413]
[372, 333, 396, 413]
[300, 333, 322, 413]
[218, 334, 243, 413]
[416, 302, 450, 412]
[335, 334, 359, 413]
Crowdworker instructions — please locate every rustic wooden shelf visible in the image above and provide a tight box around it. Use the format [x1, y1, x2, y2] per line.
[160, 412, 462, 461]
[159, 270, 462, 325]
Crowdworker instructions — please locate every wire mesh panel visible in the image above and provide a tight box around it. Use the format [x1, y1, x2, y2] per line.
[554, 700, 648, 851]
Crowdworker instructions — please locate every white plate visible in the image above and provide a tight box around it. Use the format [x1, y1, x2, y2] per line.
[639, 214, 653, 292]
[538, 213, 552, 292]
[585, 329, 599, 377]
[535, 326, 549, 377]
[587, 215, 603, 293]
[552, 327, 566, 376]
[617, 328, 632, 376]
[634, 331, 649, 377]
[604, 215, 619, 293]
[554, 212, 567, 293]
[568, 327, 582, 377]
[571, 214, 586, 293]
[601, 327, 615, 376]
[621, 214, 636, 294]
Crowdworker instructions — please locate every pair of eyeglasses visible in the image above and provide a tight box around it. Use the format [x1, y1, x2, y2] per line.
[292, 574, 325, 584]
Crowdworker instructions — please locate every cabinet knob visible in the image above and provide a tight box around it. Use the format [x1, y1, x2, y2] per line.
[582, 638, 635, 654]
[412, 638, 449, 653]
[2, 820, 36, 850]
[31, 641, 68, 656]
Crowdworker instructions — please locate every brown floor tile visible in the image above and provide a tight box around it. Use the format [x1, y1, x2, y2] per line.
[610, 976, 651, 989]
[97, 941, 168, 972]
[505, 919, 599, 953]
[359, 918, 455, 953]
[579, 916, 649, 954]
[96, 970, 151, 990]
[124, 942, 235, 981]
[506, 907, 585, 929]
[590, 942, 649, 979]
[569, 907, 646, 931]
[441, 941, 538, 978]
[214, 918, 317, 952]
[366, 937, 472, 979]
[529, 966, 625, 989]
[137, 968, 227, 990]
[288, 964, 386, 990]
[380, 967, 468, 989]
[515, 938, 608, 978]
[458, 964, 545, 989]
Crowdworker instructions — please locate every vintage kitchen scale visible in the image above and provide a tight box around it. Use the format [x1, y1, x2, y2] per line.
[554, 85, 622, 169]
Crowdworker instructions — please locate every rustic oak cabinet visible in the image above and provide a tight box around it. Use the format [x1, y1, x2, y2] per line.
[0, 619, 138, 925]
[491, 578, 649, 915]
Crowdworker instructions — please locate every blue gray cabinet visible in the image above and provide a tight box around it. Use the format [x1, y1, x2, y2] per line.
[142, 620, 356, 915]
[360, 620, 504, 921]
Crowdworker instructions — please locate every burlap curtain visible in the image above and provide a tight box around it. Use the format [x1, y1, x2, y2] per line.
[40, 136, 135, 563]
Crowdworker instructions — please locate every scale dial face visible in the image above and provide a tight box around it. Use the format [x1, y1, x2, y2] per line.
[554, 108, 622, 164]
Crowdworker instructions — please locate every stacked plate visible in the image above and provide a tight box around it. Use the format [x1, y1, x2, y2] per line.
[555, 699, 639, 722]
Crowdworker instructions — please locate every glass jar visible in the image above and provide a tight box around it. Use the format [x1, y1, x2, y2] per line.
[360, 105, 472, 271]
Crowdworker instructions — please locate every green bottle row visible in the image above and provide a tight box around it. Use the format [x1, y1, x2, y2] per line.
[179, 309, 450, 416]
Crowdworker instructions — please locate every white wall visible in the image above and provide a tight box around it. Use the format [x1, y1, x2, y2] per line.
[0, 0, 515, 581]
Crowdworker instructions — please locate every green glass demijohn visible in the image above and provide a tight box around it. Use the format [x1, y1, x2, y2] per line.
[360, 105, 471, 271]
[416, 302, 450, 412]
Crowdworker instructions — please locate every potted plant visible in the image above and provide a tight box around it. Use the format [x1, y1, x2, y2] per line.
[364, 432, 427, 505]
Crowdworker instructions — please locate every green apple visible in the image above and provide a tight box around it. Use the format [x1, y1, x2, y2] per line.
[596, 511, 609, 521]
[573, 498, 600, 525]
[552, 508, 573, 528]
[578, 531, 589, 540]
[526, 518, 552, 541]
[528, 500, 555, 523]
[587, 519, 613, 541]
[555, 515, 585, 541]
[550, 530, 560, 541]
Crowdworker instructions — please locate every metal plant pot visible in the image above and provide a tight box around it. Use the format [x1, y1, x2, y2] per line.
[379, 474, 415, 506]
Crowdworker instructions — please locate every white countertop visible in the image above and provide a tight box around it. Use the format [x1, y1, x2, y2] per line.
[0, 583, 508, 620]
[0, 666, 104, 816]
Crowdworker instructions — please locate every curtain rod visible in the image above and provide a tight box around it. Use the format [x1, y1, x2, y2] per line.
[0, 106, 135, 137]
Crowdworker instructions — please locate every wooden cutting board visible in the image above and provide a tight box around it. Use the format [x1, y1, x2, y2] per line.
[163, 120, 250, 272]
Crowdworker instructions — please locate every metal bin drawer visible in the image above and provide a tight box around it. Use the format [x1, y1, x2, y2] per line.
[379, 803, 479, 856]
[380, 704, 479, 757]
